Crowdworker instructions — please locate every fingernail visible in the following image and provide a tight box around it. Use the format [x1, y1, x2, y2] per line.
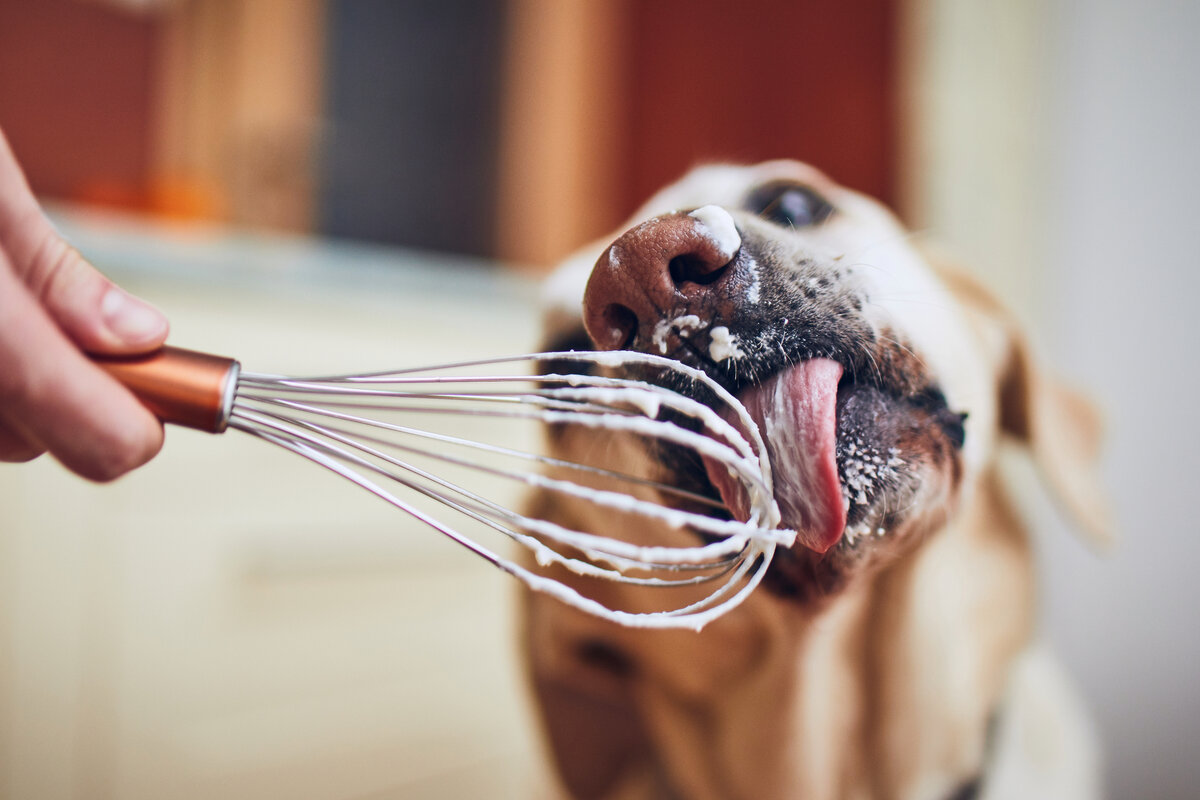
[101, 286, 168, 345]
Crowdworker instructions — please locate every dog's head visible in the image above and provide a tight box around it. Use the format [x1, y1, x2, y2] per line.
[540, 160, 1110, 601]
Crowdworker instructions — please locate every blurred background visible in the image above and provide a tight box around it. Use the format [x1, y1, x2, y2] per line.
[0, 0, 1195, 798]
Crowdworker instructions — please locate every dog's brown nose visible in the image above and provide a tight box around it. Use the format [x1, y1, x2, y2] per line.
[582, 206, 741, 351]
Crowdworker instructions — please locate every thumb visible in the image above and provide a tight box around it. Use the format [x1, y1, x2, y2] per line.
[27, 232, 169, 354]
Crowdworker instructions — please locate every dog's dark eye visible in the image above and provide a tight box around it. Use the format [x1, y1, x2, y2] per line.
[745, 181, 834, 228]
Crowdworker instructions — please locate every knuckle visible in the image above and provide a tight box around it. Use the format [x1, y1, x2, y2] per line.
[0, 440, 43, 463]
[0, 374, 26, 408]
[24, 230, 71, 300]
[25, 231, 100, 320]
[30, 227, 88, 291]
[80, 452, 133, 483]
[0, 366, 44, 418]
[87, 422, 163, 482]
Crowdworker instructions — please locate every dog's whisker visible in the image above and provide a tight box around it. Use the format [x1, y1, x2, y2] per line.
[877, 334, 930, 375]
[843, 259, 894, 277]
[864, 293, 958, 312]
[839, 227, 932, 265]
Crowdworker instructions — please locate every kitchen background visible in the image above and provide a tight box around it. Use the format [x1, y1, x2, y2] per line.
[0, 1, 1195, 798]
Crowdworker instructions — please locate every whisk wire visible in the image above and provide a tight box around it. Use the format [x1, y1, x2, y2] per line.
[236, 386, 784, 547]
[230, 406, 745, 589]
[240, 393, 727, 510]
[110, 347, 792, 629]
[233, 397, 771, 564]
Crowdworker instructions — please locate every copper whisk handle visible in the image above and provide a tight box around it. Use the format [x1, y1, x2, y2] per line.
[93, 346, 240, 433]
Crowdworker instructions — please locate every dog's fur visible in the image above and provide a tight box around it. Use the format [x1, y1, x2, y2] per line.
[521, 162, 1109, 800]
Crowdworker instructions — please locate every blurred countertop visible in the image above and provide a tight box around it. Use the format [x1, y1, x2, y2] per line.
[49, 203, 543, 370]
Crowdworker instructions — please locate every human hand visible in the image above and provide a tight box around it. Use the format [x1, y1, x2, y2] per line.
[0, 128, 169, 480]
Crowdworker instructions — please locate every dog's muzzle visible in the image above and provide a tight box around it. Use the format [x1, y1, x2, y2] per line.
[580, 206, 850, 553]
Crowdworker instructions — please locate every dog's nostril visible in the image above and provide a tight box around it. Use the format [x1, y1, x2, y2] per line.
[598, 303, 638, 350]
[669, 253, 729, 287]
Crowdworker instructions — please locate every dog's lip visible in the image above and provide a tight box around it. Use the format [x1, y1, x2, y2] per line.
[703, 358, 847, 553]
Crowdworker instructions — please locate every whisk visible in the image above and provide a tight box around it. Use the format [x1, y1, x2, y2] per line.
[95, 346, 793, 630]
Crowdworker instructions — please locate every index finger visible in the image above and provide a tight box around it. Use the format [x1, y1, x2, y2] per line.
[0, 252, 164, 481]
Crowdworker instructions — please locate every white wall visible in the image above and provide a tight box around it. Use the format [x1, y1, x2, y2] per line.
[1039, 1, 1200, 798]
[906, 1, 1200, 797]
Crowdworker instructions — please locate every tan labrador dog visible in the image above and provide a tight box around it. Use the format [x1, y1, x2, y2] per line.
[521, 161, 1109, 800]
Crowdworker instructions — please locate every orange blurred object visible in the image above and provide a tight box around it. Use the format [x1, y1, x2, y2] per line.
[74, 174, 226, 222]
[146, 175, 228, 221]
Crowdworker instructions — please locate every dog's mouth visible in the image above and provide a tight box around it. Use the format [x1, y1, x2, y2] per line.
[674, 342, 964, 562]
[567, 302, 968, 567]
[703, 358, 846, 553]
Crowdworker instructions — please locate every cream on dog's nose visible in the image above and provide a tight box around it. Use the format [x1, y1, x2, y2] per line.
[582, 207, 741, 351]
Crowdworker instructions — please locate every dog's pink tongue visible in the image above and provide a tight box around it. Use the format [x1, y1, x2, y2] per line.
[706, 358, 846, 553]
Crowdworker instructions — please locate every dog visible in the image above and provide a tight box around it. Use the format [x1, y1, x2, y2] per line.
[520, 161, 1110, 800]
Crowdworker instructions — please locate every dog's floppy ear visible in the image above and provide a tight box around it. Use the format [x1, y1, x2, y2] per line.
[997, 327, 1115, 549]
[927, 249, 1115, 550]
